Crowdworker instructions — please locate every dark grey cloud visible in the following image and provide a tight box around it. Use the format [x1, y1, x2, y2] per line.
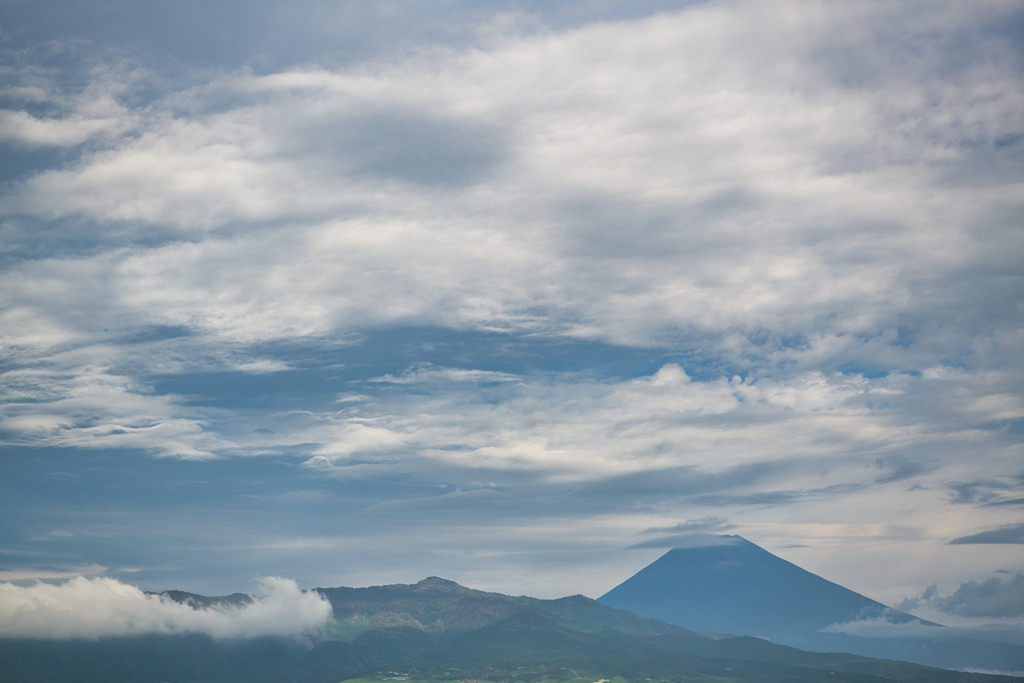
[576, 462, 789, 502]
[949, 473, 1024, 507]
[572, 461, 867, 510]
[627, 517, 738, 550]
[950, 523, 1024, 545]
[643, 516, 736, 535]
[873, 456, 928, 484]
[809, 2, 1024, 91]
[687, 484, 865, 509]
[938, 573, 1024, 618]
[304, 109, 508, 187]
[900, 574, 1024, 620]
[629, 533, 739, 550]
[0, 0, 703, 73]
[896, 584, 939, 613]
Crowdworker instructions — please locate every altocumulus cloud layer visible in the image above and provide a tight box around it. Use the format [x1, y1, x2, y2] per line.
[0, 0, 1022, 607]
[0, 577, 331, 639]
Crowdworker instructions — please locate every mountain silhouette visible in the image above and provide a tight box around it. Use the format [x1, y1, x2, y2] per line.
[599, 536, 927, 639]
[3, 573, 1021, 682]
[598, 535, 1024, 672]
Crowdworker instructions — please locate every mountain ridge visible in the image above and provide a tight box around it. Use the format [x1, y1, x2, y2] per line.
[1, 566, 1021, 682]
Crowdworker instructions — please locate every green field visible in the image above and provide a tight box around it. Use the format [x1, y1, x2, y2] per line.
[344, 676, 636, 683]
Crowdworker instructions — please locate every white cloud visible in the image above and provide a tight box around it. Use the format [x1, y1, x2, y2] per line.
[0, 51, 143, 149]
[301, 363, 1004, 491]
[0, 0, 1018, 361]
[0, 576, 331, 639]
[732, 372, 874, 412]
[371, 364, 520, 385]
[0, 363, 220, 459]
[0, 0, 1021, 610]
[0, 109, 123, 147]
[310, 422, 407, 461]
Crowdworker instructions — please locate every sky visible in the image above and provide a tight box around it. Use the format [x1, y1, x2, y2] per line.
[1, 0, 1023, 644]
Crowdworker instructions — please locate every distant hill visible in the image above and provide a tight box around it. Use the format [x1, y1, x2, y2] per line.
[155, 588, 254, 608]
[3, 575, 1021, 683]
[598, 536, 1024, 673]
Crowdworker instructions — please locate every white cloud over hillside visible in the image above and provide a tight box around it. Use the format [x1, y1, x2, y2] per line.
[0, 577, 331, 639]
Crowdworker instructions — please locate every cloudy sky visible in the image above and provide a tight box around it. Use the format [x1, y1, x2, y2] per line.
[1, 0, 1022, 641]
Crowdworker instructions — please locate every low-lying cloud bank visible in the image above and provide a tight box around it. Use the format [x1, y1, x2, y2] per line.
[819, 573, 1024, 644]
[0, 576, 331, 639]
[943, 575, 1024, 619]
[898, 573, 1024, 620]
[822, 616, 1024, 649]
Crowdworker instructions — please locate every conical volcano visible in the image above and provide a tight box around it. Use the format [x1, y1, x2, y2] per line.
[598, 536, 1024, 672]
[598, 536, 920, 641]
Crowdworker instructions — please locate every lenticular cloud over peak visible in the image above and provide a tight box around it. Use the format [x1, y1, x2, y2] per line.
[0, 576, 331, 640]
